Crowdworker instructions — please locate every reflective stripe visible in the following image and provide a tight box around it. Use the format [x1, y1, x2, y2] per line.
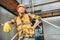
[17, 22, 31, 27]
[18, 29, 23, 32]
[17, 24, 23, 27]
[24, 22, 30, 25]
[28, 28, 33, 30]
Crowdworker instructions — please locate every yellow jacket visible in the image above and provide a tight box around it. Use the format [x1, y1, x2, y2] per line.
[3, 13, 41, 37]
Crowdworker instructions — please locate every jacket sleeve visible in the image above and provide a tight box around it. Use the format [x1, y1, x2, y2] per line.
[28, 14, 41, 21]
[8, 18, 16, 24]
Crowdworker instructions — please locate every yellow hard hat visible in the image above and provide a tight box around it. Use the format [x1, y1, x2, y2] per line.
[16, 4, 26, 10]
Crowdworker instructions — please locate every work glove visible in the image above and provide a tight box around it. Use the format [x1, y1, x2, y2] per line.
[3, 22, 11, 32]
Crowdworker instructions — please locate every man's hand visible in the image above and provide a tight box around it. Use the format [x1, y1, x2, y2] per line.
[3, 22, 11, 32]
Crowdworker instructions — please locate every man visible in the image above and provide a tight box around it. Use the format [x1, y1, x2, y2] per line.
[3, 4, 41, 40]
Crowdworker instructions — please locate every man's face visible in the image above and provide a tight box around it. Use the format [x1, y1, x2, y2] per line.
[17, 7, 26, 14]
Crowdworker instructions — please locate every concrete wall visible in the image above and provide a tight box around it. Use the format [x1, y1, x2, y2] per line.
[18, 0, 57, 5]
[0, 6, 17, 40]
[43, 16, 60, 40]
[17, 0, 60, 14]
[27, 2, 60, 13]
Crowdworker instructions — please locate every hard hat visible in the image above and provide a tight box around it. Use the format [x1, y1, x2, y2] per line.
[16, 4, 26, 10]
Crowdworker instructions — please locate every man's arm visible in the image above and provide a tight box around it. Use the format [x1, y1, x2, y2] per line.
[3, 18, 16, 32]
[33, 15, 41, 28]
[28, 14, 41, 28]
[7, 19, 16, 24]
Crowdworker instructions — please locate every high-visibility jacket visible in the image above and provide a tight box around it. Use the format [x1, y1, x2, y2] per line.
[3, 13, 41, 37]
[16, 14, 35, 37]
